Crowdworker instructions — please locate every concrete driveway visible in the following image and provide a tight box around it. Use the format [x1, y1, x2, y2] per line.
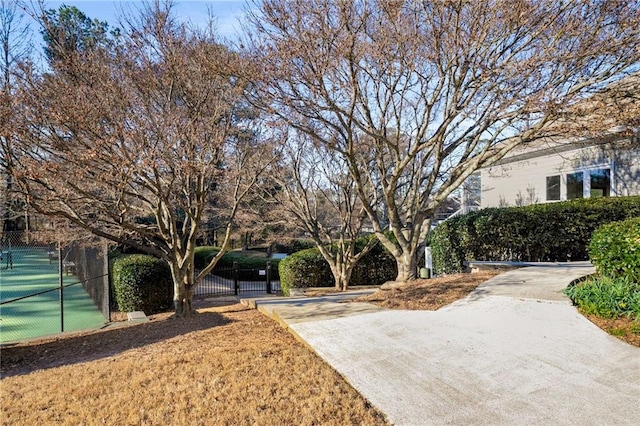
[245, 263, 640, 425]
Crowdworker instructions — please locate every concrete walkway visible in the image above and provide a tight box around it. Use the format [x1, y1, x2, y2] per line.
[243, 263, 640, 425]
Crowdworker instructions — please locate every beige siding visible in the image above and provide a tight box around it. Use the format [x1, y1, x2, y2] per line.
[481, 143, 640, 208]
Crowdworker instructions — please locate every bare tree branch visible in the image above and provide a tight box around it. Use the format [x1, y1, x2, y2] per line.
[7, 3, 267, 316]
[269, 127, 377, 290]
[246, 0, 640, 281]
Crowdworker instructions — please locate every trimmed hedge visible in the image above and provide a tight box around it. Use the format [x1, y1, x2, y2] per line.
[112, 254, 173, 314]
[430, 196, 640, 274]
[273, 239, 317, 254]
[194, 246, 220, 269]
[194, 247, 281, 281]
[214, 251, 280, 271]
[588, 217, 640, 283]
[279, 248, 333, 294]
[278, 241, 397, 296]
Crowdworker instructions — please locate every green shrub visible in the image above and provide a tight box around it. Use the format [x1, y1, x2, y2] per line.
[589, 217, 640, 283]
[278, 241, 397, 296]
[429, 215, 471, 275]
[564, 275, 640, 318]
[194, 246, 220, 269]
[112, 254, 173, 314]
[273, 239, 316, 254]
[351, 243, 398, 285]
[430, 196, 640, 274]
[279, 248, 334, 295]
[213, 250, 277, 269]
[194, 247, 280, 281]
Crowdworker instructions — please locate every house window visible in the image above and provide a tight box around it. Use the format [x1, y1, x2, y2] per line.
[546, 175, 560, 201]
[566, 172, 584, 199]
[590, 168, 610, 197]
[551, 167, 612, 201]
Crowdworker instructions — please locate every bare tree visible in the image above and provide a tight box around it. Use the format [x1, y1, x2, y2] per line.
[245, 0, 640, 281]
[270, 129, 377, 291]
[7, 3, 269, 316]
[549, 72, 640, 143]
[0, 0, 31, 91]
[0, 0, 31, 234]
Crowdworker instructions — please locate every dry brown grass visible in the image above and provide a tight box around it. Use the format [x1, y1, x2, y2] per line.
[0, 302, 387, 426]
[354, 271, 502, 310]
[4, 269, 634, 426]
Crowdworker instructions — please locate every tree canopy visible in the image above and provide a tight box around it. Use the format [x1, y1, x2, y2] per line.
[8, 3, 269, 316]
[246, 0, 640, 281]
[5, 0, 640, 304]
[40, 4, 117, 64]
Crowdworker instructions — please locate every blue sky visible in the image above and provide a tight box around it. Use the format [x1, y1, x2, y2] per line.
[43, 1, 249, 39]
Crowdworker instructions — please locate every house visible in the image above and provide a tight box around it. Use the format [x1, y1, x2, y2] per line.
[480, 134, 640, 208]
[480, 75, 640, 208]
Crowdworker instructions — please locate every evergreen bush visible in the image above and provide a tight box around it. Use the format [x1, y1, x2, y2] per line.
[588, 217, 640, 283]
[214, 251, 280, 270]
[112, 254, 173, 314]
[430, 196, 640, 274]
[279, 248, 334, 295]
[194, 246, 219, 269]
[278, 241, 397, 296]
[273, 239, 317, 254]
[194, 247, 281, 280]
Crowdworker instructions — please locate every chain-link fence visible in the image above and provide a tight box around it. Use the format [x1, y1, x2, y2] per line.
[0, 231, 110, 343]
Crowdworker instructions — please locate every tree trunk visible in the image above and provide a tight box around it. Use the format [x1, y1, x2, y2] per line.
[170, 263, 195, 318]
[330, 262, 353, 292]
[395, 251, 418, 282]
[374, 224, 420, 283]
[173, 285, 195, 317]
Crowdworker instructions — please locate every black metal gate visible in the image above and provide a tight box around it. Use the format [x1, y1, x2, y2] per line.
[196, 261, 281, 297]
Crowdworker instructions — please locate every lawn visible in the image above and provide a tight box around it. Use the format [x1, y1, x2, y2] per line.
[0, 301, 388, 425]
[3, 268, 636, 425]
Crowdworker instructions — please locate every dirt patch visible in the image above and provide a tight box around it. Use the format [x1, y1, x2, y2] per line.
[353, 271, 502, 310]
[582, 313, 640, 349]
[0, 301, 387, 425]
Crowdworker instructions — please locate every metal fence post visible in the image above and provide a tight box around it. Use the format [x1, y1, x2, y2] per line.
[103, 240, 111, 322]
[233, 261, 239, 295]
[58, 244, 64, 333]
[266, 261, 272, 294]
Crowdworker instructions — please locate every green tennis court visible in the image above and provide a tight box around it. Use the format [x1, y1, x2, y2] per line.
[0, 247, 107, 343]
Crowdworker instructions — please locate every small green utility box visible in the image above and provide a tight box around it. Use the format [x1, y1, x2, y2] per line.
[419, 267, 431, 279]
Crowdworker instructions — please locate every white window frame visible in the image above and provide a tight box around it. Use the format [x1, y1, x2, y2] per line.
[545, 175, 561, 201]
[553, 163, 614, 201]
[583, 165, 615, 198]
